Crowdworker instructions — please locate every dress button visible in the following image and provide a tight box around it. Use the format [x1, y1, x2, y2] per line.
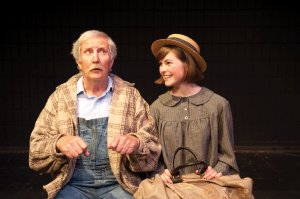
[185, 116, 188, 119]
[184, 108, 187, 111]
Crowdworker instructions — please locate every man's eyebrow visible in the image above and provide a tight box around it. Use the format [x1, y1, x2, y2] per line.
[82, 48, 92, 52]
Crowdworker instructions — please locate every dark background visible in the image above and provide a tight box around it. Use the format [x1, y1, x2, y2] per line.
[0, 0, 299, 149]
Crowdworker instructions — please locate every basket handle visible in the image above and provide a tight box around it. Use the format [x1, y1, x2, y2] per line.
[170, 146, 207, 183]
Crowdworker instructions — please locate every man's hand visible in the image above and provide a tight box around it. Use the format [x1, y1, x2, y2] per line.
[196, 166, 222, 180]
[56, 136, 89, 158]
[107, 135, 140, 155]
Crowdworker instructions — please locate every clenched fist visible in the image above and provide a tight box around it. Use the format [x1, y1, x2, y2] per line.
[107, 135, 140, 155]
[56, 136, 89, 158]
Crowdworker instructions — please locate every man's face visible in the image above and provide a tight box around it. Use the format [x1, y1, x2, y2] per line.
[77, 36, 114, 82]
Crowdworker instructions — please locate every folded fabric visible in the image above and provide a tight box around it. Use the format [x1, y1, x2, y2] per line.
[134, 174, 254, 199]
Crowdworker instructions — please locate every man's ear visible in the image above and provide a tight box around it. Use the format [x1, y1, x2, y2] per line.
[76, 60, 82, 70]
[109, 59, 114, 69]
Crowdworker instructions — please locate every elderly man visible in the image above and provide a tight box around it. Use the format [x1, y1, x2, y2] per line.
[29, 30, 161, 199]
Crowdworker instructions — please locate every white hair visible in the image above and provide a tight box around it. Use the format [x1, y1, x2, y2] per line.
[71, 30, 117, 72]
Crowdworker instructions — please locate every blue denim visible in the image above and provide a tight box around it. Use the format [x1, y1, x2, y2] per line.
[54, 117, 133, 199]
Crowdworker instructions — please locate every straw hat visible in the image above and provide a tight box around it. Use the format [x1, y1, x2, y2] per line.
[151, 34, 207, 73]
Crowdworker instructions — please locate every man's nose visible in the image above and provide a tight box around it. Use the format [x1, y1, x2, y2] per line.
[92, 52, 100, 63]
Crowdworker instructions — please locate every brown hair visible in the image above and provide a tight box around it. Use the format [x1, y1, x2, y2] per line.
[154, 45, 204, 84]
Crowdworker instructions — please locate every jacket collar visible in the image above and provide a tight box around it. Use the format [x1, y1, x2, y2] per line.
[159, 87, 214, 107]
[109, 73, 134, 94]
[76, 75, 114, 97]
[58, 73, 134, 96]
[56, 73, 133, 127]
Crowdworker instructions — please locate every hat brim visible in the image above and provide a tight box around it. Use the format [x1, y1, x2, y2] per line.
[151, 39, 207, 73]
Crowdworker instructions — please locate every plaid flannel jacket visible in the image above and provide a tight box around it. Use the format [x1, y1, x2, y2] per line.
[29, 73, 161, 199]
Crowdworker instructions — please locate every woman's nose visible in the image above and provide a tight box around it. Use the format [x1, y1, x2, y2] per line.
[160, 64, 167, 72]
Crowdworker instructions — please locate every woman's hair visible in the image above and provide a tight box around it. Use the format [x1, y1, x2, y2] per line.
[154, 45, 204, 84]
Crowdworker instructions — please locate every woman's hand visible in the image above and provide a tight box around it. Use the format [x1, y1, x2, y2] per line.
[161, 166, 221, 184]
[196, 166, 222, 180]
[160, 169, 173, 184]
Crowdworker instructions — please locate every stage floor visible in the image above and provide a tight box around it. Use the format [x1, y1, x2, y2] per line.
[0, 151, 299, 199]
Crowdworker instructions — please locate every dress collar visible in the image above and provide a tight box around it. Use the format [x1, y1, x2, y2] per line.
[159, 87, 214, 107]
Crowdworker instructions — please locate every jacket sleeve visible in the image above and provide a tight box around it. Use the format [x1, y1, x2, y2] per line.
[29, 91, 68, 174]
[213, 101, 239, 175]
[126, 89, 161, 172]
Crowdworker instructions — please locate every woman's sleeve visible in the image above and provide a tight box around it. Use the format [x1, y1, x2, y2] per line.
[213, 101, 239, 175]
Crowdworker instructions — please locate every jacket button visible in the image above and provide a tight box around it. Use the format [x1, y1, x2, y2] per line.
[185, 116, 188, 119]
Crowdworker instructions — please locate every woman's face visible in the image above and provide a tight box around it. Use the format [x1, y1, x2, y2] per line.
[159, 52, 185, 87]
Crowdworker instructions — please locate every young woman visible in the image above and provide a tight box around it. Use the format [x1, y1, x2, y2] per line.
[150, 34, 239, 184]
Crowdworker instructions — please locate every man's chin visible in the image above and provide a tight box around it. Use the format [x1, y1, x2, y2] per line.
[89, 70, 104, 76]
[87, 73, 108, 81]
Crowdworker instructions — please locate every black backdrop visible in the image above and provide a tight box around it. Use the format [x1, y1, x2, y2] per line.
[0, 0, 299, 148]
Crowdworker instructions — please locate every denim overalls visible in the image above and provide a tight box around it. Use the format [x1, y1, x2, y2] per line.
[54, 117, 133, 199]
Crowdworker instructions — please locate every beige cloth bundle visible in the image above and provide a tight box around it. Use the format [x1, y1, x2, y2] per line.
[134, 173, 254, 199]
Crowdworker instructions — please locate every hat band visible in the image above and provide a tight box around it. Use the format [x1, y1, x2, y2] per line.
[168, 37, 199, 54]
